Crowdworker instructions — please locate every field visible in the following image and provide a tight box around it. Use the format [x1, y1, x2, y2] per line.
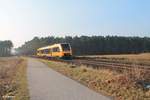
[41, 53, 150, 100]
[0, 57, 29, 100]
[79, 53, 150, 59]
[79, 53, 150, 65]
[1, 54, 149, 100]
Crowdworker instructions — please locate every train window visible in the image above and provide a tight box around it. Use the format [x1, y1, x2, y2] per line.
[52, 48, 55, 52]
[53, 47, 60, 52]
[61, 44, 70, 51]
[44, 49, 49, 54]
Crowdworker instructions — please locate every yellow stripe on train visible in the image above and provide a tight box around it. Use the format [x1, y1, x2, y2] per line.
[37, 43, 72, 59]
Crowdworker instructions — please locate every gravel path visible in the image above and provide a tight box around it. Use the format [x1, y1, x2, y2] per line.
[27, 58, 111, 100]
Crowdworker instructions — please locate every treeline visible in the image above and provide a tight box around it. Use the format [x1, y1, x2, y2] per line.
[0, 40, 13, 57]
[17, 36, 150, 55]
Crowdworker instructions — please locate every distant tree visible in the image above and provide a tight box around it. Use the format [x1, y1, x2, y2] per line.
[16, 36, 150, 55]
[0, 40, 13, 57]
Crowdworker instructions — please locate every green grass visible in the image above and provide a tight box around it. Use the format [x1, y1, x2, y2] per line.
[41, 59, 150, 100]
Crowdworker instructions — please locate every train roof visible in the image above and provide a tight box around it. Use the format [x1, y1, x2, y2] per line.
[37, 43, 70, 51]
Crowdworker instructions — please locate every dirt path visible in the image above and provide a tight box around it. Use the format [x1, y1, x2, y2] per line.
[27, 58, 111, 100]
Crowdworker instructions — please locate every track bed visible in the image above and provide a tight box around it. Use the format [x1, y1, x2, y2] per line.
[35, 56, 150, 72]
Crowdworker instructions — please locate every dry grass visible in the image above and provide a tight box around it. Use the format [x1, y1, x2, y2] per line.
[15, 58, 29, 100]
[101, 53, 150, 60]
[80, 53, 150, 67]
[80, 53, 150, 60]
[0, 57, 29, 100]
[41, 59, 150, 100]
[81, 53, 150, 61]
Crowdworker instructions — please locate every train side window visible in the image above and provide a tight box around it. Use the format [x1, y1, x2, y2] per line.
[53, 47, 60, 52]
[52, 48, 55, 52]
[44, 49, 49, 54]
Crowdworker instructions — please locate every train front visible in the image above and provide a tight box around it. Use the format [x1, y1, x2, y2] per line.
[60, 43, 72, 59]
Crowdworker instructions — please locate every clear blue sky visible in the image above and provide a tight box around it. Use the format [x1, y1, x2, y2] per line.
[0, 0, 150, 47]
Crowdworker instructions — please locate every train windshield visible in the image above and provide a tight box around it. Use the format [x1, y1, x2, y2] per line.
[61, 44, 70, 51]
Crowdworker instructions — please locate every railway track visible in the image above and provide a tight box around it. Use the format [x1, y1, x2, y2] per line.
[68, 60, 150, 71]
[56, 59, 150, 72]
[75, 56, 150, 66]
[34, 56, 150, 71]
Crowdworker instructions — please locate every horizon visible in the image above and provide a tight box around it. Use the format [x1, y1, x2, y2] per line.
[0, 0, 150, 48]
[15, 35, 150, 48]
[0, 34, 150, 48]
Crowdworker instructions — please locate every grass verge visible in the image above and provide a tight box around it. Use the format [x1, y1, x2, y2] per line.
[0, 57, 29, 100]
[41, 59, 150, 100]
[15, 58, 29, 100]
